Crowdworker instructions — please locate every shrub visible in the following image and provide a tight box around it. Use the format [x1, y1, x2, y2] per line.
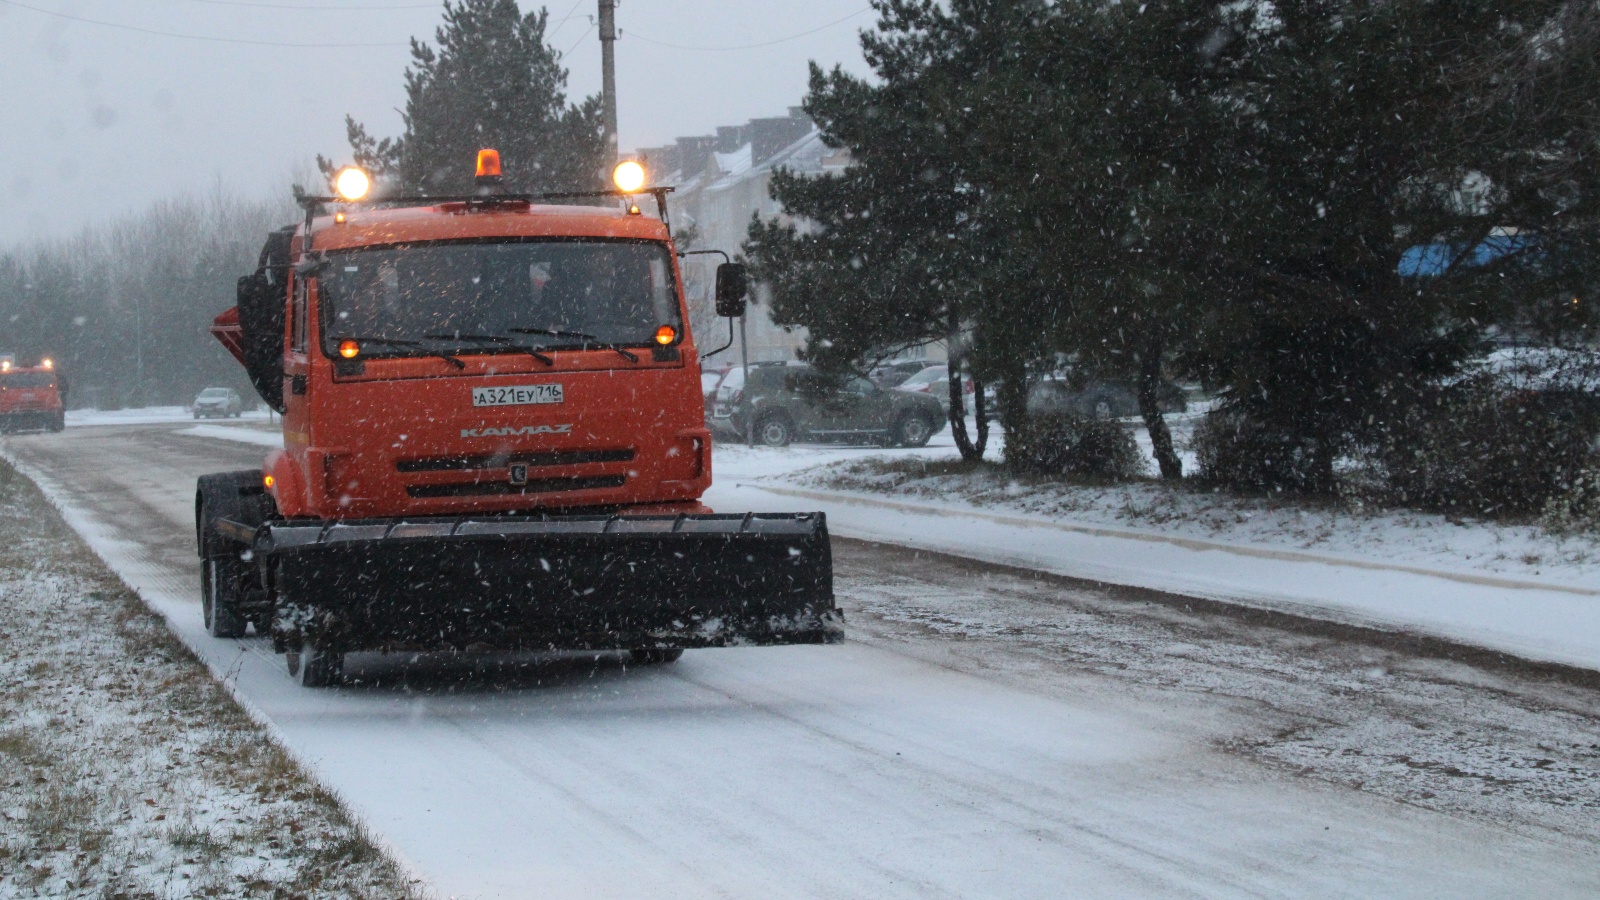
[1542, 467, 1600, 535]
[1005, 412, 1143, 481]
[1192, 407, 1331, 492]
[1371, 375, 1600, 517]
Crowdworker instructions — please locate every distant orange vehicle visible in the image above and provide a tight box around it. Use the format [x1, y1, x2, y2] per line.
[198, 153, 839, 685]
[0, 358, 65, 433]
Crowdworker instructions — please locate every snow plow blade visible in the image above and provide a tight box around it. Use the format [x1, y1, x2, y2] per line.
[256, 512, 841, 654]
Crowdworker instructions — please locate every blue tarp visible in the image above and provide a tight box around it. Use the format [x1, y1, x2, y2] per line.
[1397, 233, 1535, 277]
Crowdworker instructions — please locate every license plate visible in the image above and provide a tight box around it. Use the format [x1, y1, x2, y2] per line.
[472, 384, 564, 407]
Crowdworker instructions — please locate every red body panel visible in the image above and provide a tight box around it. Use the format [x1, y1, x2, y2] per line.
[236, 202, 714, 521]
[0, 366, 64, 416]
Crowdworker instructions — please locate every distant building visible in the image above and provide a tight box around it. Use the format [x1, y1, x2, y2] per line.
[636, 108, 851, 364]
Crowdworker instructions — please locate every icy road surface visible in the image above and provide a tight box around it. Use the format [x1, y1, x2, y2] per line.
[4, 424, 1599, 898]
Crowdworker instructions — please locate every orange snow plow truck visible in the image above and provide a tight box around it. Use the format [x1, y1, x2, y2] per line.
[198, 154, 839, 686]
[0, 357, 66, 433]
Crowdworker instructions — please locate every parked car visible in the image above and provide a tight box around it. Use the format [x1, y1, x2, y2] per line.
[1026, 378, 1187, 419]
[192, 387, 244, 419]
[869, 359, 935, 389]
[895, 365, 1004, 421]
[701, 365, 732, 423]
[713, 363, 945, 447]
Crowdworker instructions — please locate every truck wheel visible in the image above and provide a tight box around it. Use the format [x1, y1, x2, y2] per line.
[893, 411, 935, 448]
[287, 644, 344, 687]
[201, 557, 248, 638]
[49, 412, 65, 433]
[630, 648, 683, 665]
[755, 413, 793, 447]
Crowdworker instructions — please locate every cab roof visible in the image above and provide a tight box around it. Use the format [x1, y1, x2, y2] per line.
[301, 201, 671, 253]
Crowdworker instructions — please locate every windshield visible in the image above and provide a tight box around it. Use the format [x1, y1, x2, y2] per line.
[197, 388, 230, 399]
[318, 239, 680, 358]
[0, 373, 55, 388]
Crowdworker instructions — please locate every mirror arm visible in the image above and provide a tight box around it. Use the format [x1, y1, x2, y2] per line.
[702, 317, 737, 360]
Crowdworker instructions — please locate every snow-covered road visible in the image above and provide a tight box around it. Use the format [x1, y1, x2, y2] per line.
[4, 424, 1598, 898]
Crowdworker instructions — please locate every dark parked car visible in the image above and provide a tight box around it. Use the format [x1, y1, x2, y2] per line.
[192, 387, 244, 419]
[713, 363, 945, 447]
[1026, 378, 1187, 419]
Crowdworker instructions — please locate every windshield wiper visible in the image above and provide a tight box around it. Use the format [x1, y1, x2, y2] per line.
[333, 336, 465, 369]
[424, 333, 554, 367]
[508, 327, 639, 363]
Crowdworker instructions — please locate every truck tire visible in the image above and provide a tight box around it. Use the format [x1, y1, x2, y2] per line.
[893, 411, 935, 448]
[49, 411, 65, 433]
[286, 644, 344, 687]
[202, 557, 248, 638]
[630, 648, 684, 665]
[196, 470, 274, 639]
[755, 412, 793, 447]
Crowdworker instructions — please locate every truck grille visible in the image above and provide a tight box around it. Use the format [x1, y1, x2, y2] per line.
[406, 475, 625, 499]
[397, 448, 634, 473]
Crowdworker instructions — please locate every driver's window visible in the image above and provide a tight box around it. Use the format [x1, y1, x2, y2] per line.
[848, 377, 875, 396]
[291, 277, 308, 353]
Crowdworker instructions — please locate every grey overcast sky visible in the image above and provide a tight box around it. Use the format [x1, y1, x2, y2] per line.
[0, 0, 873, 246]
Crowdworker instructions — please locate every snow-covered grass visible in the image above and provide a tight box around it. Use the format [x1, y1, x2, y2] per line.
[796, 455, 1600, 585]
[0, 460, 424, 899]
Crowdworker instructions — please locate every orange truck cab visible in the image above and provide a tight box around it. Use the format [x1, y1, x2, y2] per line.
[197, 156, 839, 686]
[0, 358, 66, 433]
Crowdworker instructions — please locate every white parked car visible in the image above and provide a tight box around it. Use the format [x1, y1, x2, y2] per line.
[192, 387, 244, 419]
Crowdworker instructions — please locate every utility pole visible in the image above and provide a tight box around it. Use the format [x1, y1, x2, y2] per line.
[598, 0, 618, 161]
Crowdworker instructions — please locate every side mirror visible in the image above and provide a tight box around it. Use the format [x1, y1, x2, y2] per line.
[715, 263, 748, 318]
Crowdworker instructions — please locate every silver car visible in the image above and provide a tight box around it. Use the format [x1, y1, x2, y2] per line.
[192, 387, 244, 419]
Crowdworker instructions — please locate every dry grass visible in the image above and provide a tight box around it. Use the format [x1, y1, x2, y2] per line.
[0, 458, 430, 899]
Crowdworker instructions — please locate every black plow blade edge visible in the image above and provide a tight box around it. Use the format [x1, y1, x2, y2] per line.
[262, 512, 842, 653]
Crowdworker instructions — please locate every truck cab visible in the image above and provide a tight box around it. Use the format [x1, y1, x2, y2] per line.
[257, 202, 710, 521]
[0, 360, 65, 433]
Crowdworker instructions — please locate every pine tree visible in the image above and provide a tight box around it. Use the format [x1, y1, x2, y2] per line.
[323, 0, 607, 195]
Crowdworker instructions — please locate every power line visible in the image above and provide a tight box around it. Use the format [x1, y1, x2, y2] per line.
[0, 0, 409, 46]
[546, 0, 587, 39]
[562, 20, 595, 58]
[624, 7, 872, 52]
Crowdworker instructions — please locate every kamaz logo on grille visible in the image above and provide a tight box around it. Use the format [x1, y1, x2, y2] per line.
[461, 424, 573, 438]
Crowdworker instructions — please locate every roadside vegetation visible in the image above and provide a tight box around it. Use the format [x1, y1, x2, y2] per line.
[0, 459, 426, 899]
[746, 0, 1600, 529]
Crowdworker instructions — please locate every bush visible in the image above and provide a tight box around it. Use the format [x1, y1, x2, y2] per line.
[1192, 408, 1331, 492]
[1005, 412, 1143, 481]
[1542, 468, 1600, 534]
[1371, 376, 1600, 517]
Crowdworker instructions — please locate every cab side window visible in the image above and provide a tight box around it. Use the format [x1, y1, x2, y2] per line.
[291, 277, 309, 353]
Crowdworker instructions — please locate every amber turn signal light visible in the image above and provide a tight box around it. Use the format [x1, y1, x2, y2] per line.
[654, 325, 677, 345]
[338, 339, 360, 359]
[263, 474, 275, 489]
